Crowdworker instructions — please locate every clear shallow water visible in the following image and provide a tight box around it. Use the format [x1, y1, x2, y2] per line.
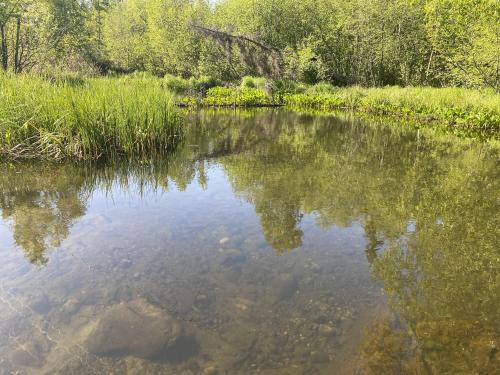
[0, 111, 498, 375]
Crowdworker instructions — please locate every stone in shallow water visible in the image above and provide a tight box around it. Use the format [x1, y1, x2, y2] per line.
[318, 324, 337, 337]
[310, 350, 329, 363]
[220, 249, 246, 268]
[85, 298, 182, 359]
[271, 273, 299, 302]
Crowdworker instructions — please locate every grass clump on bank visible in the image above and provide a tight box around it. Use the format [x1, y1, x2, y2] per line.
[0, 73, 183, 160]
[164, 74, 220, 95]
[202, 87, 276, 107]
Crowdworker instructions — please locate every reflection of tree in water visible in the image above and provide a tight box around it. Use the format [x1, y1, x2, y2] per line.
[358, 148, 499, 374]
[196, 111, 499, 372]
[0, 155, 207, 266]
[363, 216, 384, 265]
[256, 201, 303, 253]
[215, 111, 429, 255]
[0, 165, 88, 265]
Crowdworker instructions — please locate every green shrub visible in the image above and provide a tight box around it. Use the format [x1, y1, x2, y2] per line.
[164, 74, 191, 94]
[241, 76, 267, 90]
[39, 67, 87, 87]
[189, 75, 220, 93]
[164, 74, 220, 95]
[271, 79, 306, 98]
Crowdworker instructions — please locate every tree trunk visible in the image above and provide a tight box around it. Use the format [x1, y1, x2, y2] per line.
[14, 16, 21, 73]
[0, 23, 7, 71]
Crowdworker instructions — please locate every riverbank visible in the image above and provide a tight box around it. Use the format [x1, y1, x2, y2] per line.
[0, 73, 183, 160]
[284, 86, 499, 140]
[1, 73, 499, 161]
[182, 84, 499, 140]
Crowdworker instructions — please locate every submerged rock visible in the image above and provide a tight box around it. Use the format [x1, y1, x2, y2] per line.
[203, 364, 218, 375]
[318, 324, 337, 337]
[85, 298, 182, 359]
[271, 273, 299, 302]
[62, 298, 81, 316]
[221, 249, 246, 268]
[309, 263, 322, 273]
[310, 350, 329, 363]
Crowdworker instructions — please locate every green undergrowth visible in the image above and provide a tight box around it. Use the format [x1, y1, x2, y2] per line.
[284, 86, 500, 139]
[0, 73, 184, 160]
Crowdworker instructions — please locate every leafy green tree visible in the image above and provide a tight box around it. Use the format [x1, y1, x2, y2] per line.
[425, 0, 500, 90]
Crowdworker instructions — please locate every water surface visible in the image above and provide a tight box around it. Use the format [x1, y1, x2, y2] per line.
[0, 111, 498, 374]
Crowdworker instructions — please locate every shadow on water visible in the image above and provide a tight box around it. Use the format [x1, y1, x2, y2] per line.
[0, 109, 498, 374]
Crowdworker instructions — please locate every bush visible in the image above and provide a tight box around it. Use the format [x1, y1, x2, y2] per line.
[269, 79, 305, 101]
[164, 74, 191, 95]
[189, 75, 220, 94]
[164, 74, 220, 95]
[241, 76, 268, 90]
[283, 44, 326, 85]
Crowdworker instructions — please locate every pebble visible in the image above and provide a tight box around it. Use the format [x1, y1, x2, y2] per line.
[310, 263, 321, 273]
[195, 294, 211, 308]
[221, 249, 246, 267]
[219, 237, 230, 245]
[319, 324, 337, 337]
[203, 365, 217, 375]
[271, 273, 299, 302]
[310, 351, 329, 363]
[62, 298, 81, 316]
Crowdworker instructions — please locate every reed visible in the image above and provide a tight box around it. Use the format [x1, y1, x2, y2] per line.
[0, 73, 183, 160]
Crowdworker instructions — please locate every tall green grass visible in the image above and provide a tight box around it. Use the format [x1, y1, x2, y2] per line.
[0, 73, 183, 160]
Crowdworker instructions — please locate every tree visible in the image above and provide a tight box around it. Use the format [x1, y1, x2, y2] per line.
[425, 0, 500, 90]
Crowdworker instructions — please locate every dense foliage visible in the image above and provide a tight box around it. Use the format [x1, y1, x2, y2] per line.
[0, 0, 498, 90]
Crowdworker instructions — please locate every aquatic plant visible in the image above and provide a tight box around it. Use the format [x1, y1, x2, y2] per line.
[0, 73, 184, 160]
[203, 87, 274, 107]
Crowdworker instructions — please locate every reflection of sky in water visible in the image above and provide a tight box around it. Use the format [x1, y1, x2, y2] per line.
[0, 218, 14, 249]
